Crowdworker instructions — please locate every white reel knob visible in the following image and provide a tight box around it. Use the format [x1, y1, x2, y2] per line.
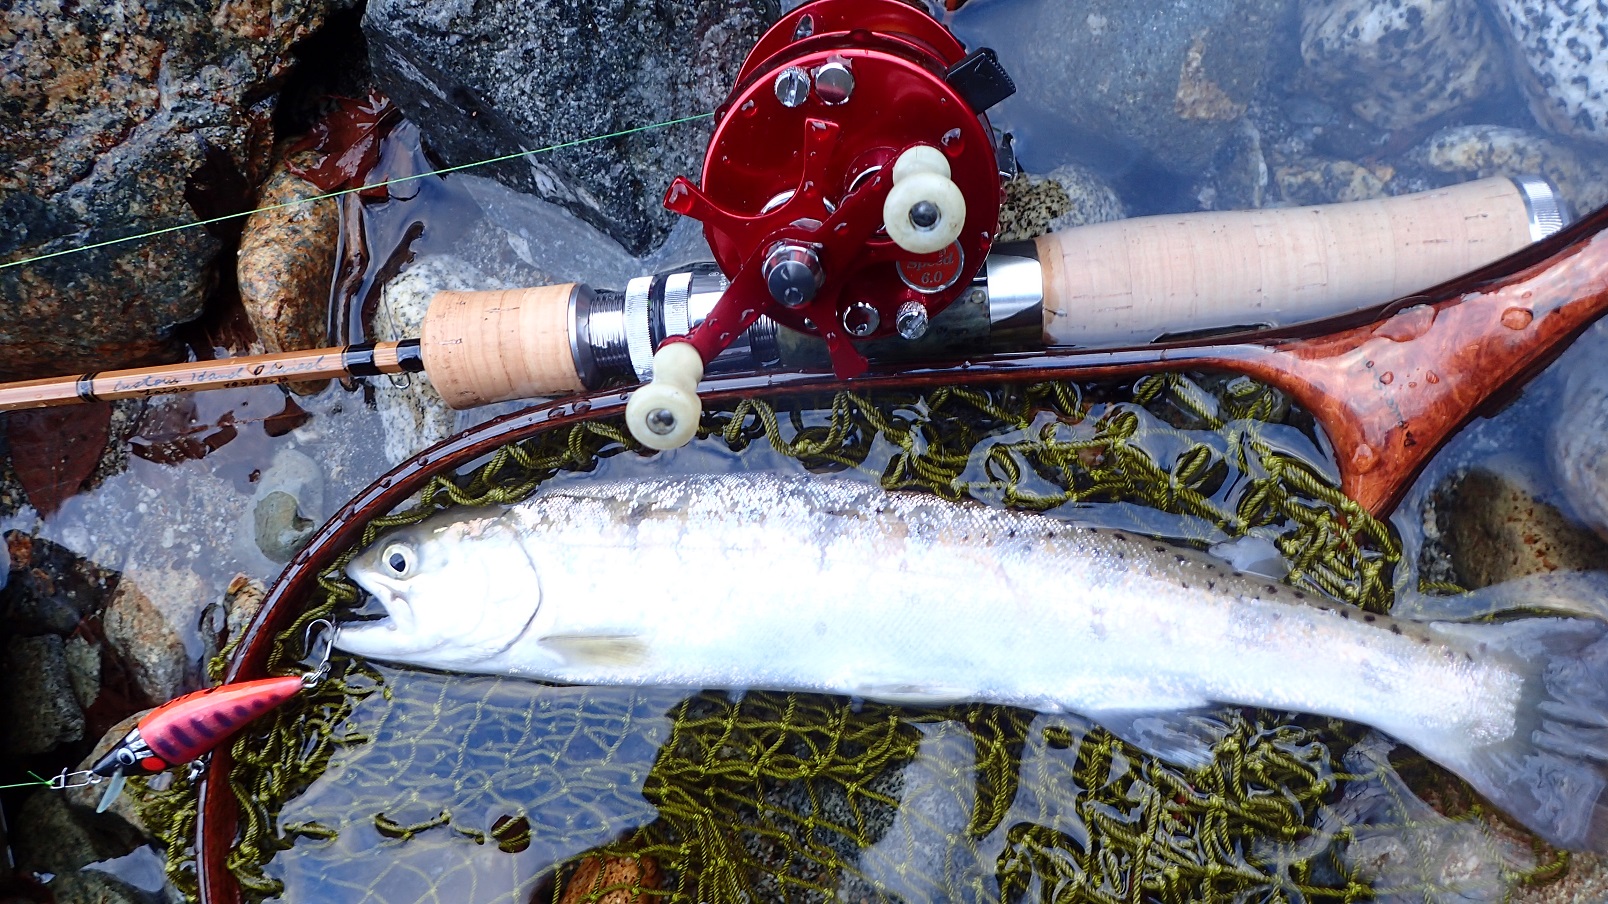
[624, 342, 704, 450]
[884, 145, 966, 255]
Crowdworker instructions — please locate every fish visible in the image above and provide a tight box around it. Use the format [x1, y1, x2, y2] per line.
[334, 472, 1608, 852]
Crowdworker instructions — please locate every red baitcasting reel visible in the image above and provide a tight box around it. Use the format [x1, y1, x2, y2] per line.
[625, 0, 1014, 447]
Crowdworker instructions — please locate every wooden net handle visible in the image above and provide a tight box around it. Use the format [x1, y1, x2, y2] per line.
[1037, 176, 1544, 346]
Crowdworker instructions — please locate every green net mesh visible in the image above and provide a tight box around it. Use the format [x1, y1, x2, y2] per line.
[133, 374, 1566, 904]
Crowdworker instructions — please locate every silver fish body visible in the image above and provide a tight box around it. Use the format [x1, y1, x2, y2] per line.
[337, 472, 1608, 851]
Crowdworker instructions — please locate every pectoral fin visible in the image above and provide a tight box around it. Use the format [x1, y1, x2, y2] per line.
[539, 633, 650, 668]
[1083, 704, 1230, 771]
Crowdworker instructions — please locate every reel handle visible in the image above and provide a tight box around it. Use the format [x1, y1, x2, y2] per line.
[1036, 175, 1564, 346]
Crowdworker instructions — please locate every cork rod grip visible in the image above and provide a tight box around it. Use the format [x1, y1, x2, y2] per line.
[1037, 176, 1539, 346]
[421, 284, 585, 409]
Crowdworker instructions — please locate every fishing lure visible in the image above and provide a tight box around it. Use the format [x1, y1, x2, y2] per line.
[61, 620, 338, 811]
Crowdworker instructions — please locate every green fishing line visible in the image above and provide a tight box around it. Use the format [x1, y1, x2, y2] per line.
[0, 112, 714, 273]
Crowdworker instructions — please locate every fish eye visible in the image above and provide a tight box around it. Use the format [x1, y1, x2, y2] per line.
[382, 544, 415, 578]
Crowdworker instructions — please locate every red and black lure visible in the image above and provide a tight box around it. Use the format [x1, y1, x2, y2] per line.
[84, 619, 336, 810]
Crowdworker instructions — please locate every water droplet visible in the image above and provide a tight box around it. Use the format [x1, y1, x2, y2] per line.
[940, 128, 964, 154]
[740, 100, 756, 116]
[1351, 443, 1378, 473]
[573, 400, 592, 414]
[1426, 371, 1439, 384]
[1501, 307, 1533, 330]
[1379, 371, 1394, 385]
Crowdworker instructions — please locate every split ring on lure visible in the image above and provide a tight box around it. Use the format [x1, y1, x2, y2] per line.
[88, 620, 337, 811]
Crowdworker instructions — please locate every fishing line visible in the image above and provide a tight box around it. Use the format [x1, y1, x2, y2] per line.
[0, 112, 716, 273]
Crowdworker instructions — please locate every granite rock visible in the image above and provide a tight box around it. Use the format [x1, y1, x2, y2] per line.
[248, 448, 325, 563]
[361, 0, 779, 255]
[996, 164, 1127, 242]
[0, 0, 352, 379]
[1488, 0, 1608, 145]
[1298, 0, 1505, 131]
[1271, 157, 1390, 205]
[1415, 124, 1608, 219]
[1432, 463, 1608, 590]
[236, 149, 340, 377]
[955, 0, 1295, 178]
[101, 569, 202, 706]
[1, 634, 86, 756]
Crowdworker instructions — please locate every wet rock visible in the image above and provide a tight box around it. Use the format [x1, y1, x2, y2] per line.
[1487, 0, 1608, 145]
[0, 534, 119, 635]
[996, 164, 1127, 242]
[1297, 0, 1505, 131]
[1550, 330, 1608, 545]
[1272, 158, 1390, 205]
[371, 255, 528, 465]
[10, 789, 146, 876]
[64, 631, 103, 712]
[361, 0, 778, 255]
[45, 863, 163, 904]
[0, 0, 352, 380]
[1514, 852, 1608, 904]
[236, 149, 341, 389]
[1431, 464, 1608, 590]
[1414, 124, 1608, 221]
[961, 0, 1295, 177]
[1, 634, 86, 756]
[249, 448, 325, 563]
[102, 570, 202, 706]
[1194, 120, 1269, 210]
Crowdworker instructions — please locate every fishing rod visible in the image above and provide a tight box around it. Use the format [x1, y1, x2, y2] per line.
[0, 0, 1570, 453]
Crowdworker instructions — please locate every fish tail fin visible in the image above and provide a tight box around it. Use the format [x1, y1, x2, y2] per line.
[1421, 617, 1608, 851]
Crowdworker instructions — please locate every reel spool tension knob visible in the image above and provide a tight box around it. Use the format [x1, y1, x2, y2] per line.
[624, 342, 704, 450]
[884, 146, 967, 254]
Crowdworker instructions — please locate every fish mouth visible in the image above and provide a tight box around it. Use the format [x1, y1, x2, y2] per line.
[334, 572, 419, 656]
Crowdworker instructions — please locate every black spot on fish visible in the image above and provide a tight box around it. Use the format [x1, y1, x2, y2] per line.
[1154, 545, 1167, 553]
[1176, 555, 1188, 566]
[1420, 636, 1432, 645]
[1390, 624, 1402, 635]
[1232, 571, 1244, 578]
[1207, 580, 1216, 590]
[1113, 532, 1128, 542]
[1293, 592, 1306, 600]
[1465, 652, 1474, 662]
[1340, 610, 1351, 619]
[1264, 585, 1279, 594]
[1363, 614, 1376, 623]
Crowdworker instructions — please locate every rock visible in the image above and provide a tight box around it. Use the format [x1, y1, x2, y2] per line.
[1514, 853, 1608, 904]
[0, 634, 85, 756]
[1414, 124, 1608, 221]
[1271, 158, 1390, 205]
[0, 535, 119, 636]
[236, 149, 341, 390]
[1432, 464, 1608, 590]
[64, 631, 103, 712]
[248, 448, 325, 562]
[371, 255, 518, 465]
[1297, 0, 1505, 131]
[1194, 120, 1269, 210]
[1550, 328, 1608, 545]
[1487, 0, 1608, 145]
[46, 863, 163, 904]
[361, 0, 779, 255]
[954, 0, 1295, 177]
[10, 790, 146, 876]
[102, 570, 202, 706]
[0, 0, 352, 380]
[996, 164, 1126, 242]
